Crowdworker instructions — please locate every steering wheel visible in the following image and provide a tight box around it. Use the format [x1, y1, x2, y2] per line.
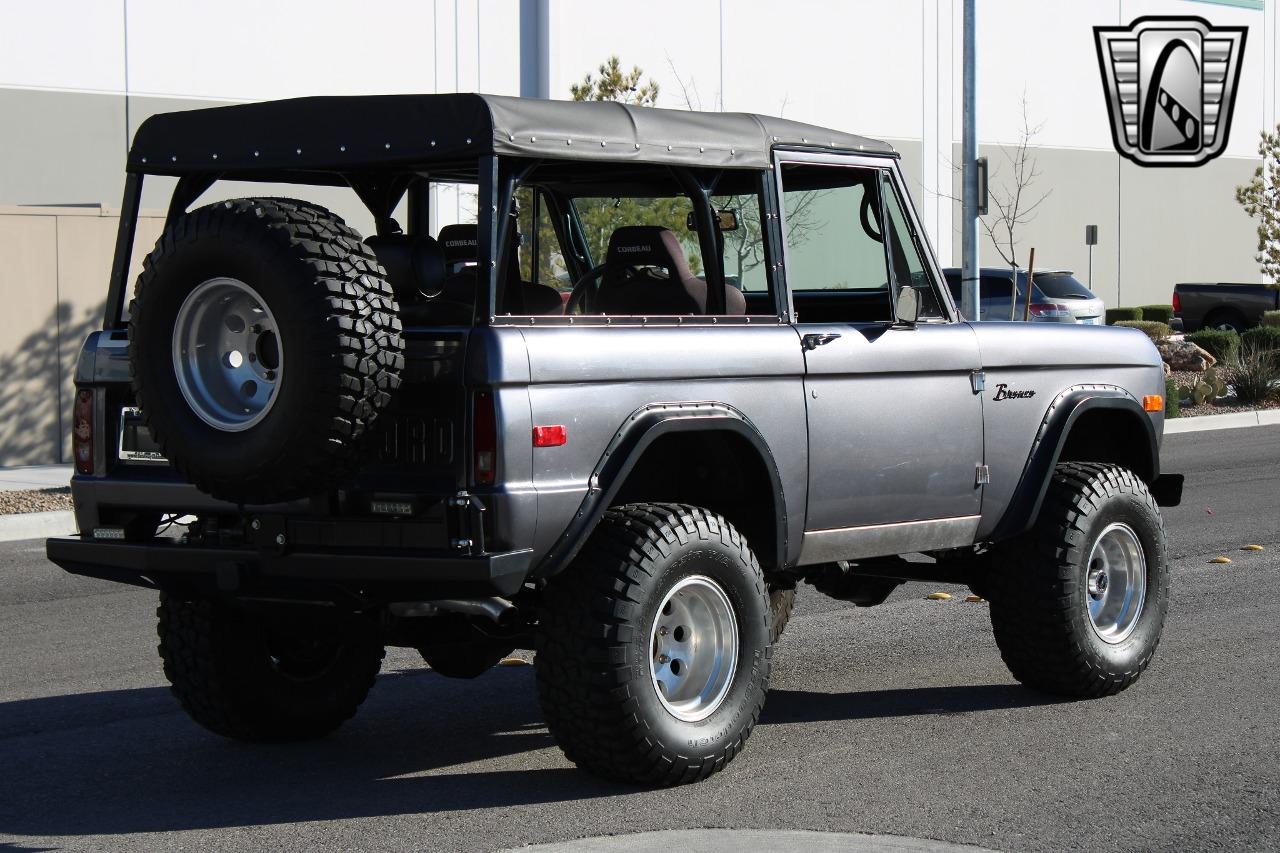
[564, 263, 639, 315]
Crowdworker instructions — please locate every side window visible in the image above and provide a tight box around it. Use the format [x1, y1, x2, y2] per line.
[779, 163, 892, 323]
[713, 190, 767, 293]
[516, 187, 570, 291]
[879, 174, 945, 320]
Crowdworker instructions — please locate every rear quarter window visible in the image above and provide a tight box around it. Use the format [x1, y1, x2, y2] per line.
[1034, 274, 1094, 299]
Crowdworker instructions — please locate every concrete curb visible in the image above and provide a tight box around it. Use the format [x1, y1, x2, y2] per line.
[0, 510, 76, 544]
[501, 829, 995, 853]
[1165, 408, 1280, 434]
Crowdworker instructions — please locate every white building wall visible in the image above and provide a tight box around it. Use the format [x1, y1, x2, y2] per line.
[2, 0, 1278, 296]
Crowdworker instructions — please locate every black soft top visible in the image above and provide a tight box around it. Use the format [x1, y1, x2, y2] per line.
[128, 93, 894, 180]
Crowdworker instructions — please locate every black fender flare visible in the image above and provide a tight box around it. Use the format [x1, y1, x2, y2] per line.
[989, 385, 1160, 541]
[533, 402, 790, 578]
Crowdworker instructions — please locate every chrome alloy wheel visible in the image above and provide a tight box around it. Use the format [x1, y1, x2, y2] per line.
[1085, 522, 1148, 644]
[172, 277, 283, 431]
[649, 575, 739, 722]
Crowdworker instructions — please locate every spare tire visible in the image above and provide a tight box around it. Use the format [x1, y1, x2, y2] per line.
[130, 197, 403, 504]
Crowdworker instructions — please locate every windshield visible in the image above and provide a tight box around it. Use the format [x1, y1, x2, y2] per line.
[1032, 273, 1094, 300]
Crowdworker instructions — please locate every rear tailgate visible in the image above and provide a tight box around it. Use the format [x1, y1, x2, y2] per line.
[71, 327, 472, 530]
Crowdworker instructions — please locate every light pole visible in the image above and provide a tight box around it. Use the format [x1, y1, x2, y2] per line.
[961, 0, 980, 321]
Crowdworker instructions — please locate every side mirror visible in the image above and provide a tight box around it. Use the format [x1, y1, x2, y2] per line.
[895, 286, 920, 327]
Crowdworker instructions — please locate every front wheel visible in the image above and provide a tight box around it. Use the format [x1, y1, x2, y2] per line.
[988, 462, 1169, 697]
[535, 503, 772, 785]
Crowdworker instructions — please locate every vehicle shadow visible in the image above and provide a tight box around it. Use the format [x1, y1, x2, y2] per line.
[762, 683, 1069, 724]
[0, 669, 1067, 838]
[0, 666, 622, 838]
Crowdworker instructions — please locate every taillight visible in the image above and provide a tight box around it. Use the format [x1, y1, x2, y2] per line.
[472, 390, 496, 486]
[1027, 303, 1073, 320]
[1172, 289, 1182, 314]
[73, 389, 94, 475]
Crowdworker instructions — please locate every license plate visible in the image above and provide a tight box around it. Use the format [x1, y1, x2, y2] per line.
[118, 407, 168, 464]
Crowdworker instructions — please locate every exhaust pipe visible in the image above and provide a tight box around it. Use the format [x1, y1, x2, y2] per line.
[390, 597, 517, 627]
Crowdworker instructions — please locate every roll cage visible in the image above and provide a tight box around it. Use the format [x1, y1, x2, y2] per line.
[106, 93, 941, 331]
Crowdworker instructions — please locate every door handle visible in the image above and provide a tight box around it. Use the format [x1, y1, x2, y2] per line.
[802, 332, 842, 351]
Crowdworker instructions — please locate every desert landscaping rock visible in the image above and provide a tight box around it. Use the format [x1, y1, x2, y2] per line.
[0, 488, 73, 516]
[1157, 339, 1217, 372]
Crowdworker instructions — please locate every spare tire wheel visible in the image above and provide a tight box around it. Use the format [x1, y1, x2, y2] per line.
[129, 198, 404, 504]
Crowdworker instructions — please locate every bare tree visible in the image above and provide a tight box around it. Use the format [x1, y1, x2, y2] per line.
[983, 96, 1051, 272]
[937, 96, 1051, 318]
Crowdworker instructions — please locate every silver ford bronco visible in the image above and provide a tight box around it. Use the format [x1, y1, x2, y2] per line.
[47, 94, 1183, 785]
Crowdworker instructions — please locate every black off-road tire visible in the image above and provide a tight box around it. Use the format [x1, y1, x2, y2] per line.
[419, 616, 517, 679]
[157, 593, 385, 742]
[130, 197, 403, 504]
[988, 462, 1169, 697]
[767, 581, 796, 644]
[535, 503, 772, 786]
[419, 642, 515, 678]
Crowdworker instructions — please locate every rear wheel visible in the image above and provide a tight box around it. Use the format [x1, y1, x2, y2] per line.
[1203, 308, 1247, 334]
[157, 594, 384, 741]
[418, 614, 517, 678]
[767, 580, 796, 643]
[536, 503, 772, 785]
[987, 463, 1169, 697]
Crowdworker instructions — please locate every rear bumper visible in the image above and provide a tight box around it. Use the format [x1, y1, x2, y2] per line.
[45, 535, 534, 599]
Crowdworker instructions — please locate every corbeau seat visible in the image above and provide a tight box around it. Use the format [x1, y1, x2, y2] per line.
[364, 233, 450, 325]
[595, 225, 746, 316]
[436, 223, 564, 316]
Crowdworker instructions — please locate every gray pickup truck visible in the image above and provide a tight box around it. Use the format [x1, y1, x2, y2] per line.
[47, 94, 1183, 786]
[1173, 281, 1280, 332]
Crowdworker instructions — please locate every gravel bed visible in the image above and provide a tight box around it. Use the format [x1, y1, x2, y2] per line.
[0, 487, 73, 515]
[1167, 368, 1280, 418]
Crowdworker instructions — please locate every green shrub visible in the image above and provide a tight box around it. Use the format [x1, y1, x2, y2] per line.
[1224, 344, 1280, 404]
[1139, 304, 1174, 324]
[1164, 378, 1180, 418]
[1242, 325, 1280, 352]
[1114, 320, 1172, 340]
[1185, 328, 1241, 363]
[1263, 310, 1280, 328]
[1106, 307, 1143, 324]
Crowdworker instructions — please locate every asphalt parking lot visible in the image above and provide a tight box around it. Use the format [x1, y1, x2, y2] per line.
[1, 426, 1278, 852]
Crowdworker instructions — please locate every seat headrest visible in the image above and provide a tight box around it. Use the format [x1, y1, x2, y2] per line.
[437, 224, 478, 268]
[606, 226, 692, 275]
[364, 234, 445, 300]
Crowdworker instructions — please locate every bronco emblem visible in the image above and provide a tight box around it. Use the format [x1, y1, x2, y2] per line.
[992, 384, 1036, 401]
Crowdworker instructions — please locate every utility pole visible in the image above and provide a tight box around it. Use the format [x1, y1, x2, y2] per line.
[961, 0, 979, 320]
[519, 0, 551, 99]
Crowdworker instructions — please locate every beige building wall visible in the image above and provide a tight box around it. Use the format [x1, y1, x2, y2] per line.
[949, 143, 1261, 310]
[0, 206, 163, 466]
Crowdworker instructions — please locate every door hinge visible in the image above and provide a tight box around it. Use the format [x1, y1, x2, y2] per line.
[970, 369, 986, 393]
[975, 464, 990, 486]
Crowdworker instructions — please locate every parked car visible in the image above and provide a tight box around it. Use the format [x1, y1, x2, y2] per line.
[1173, 282, 1280, 333]
[1030, 270, 1106, 324]
[48, 93, 1181, 786]
[942, 267, 1080, 323]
